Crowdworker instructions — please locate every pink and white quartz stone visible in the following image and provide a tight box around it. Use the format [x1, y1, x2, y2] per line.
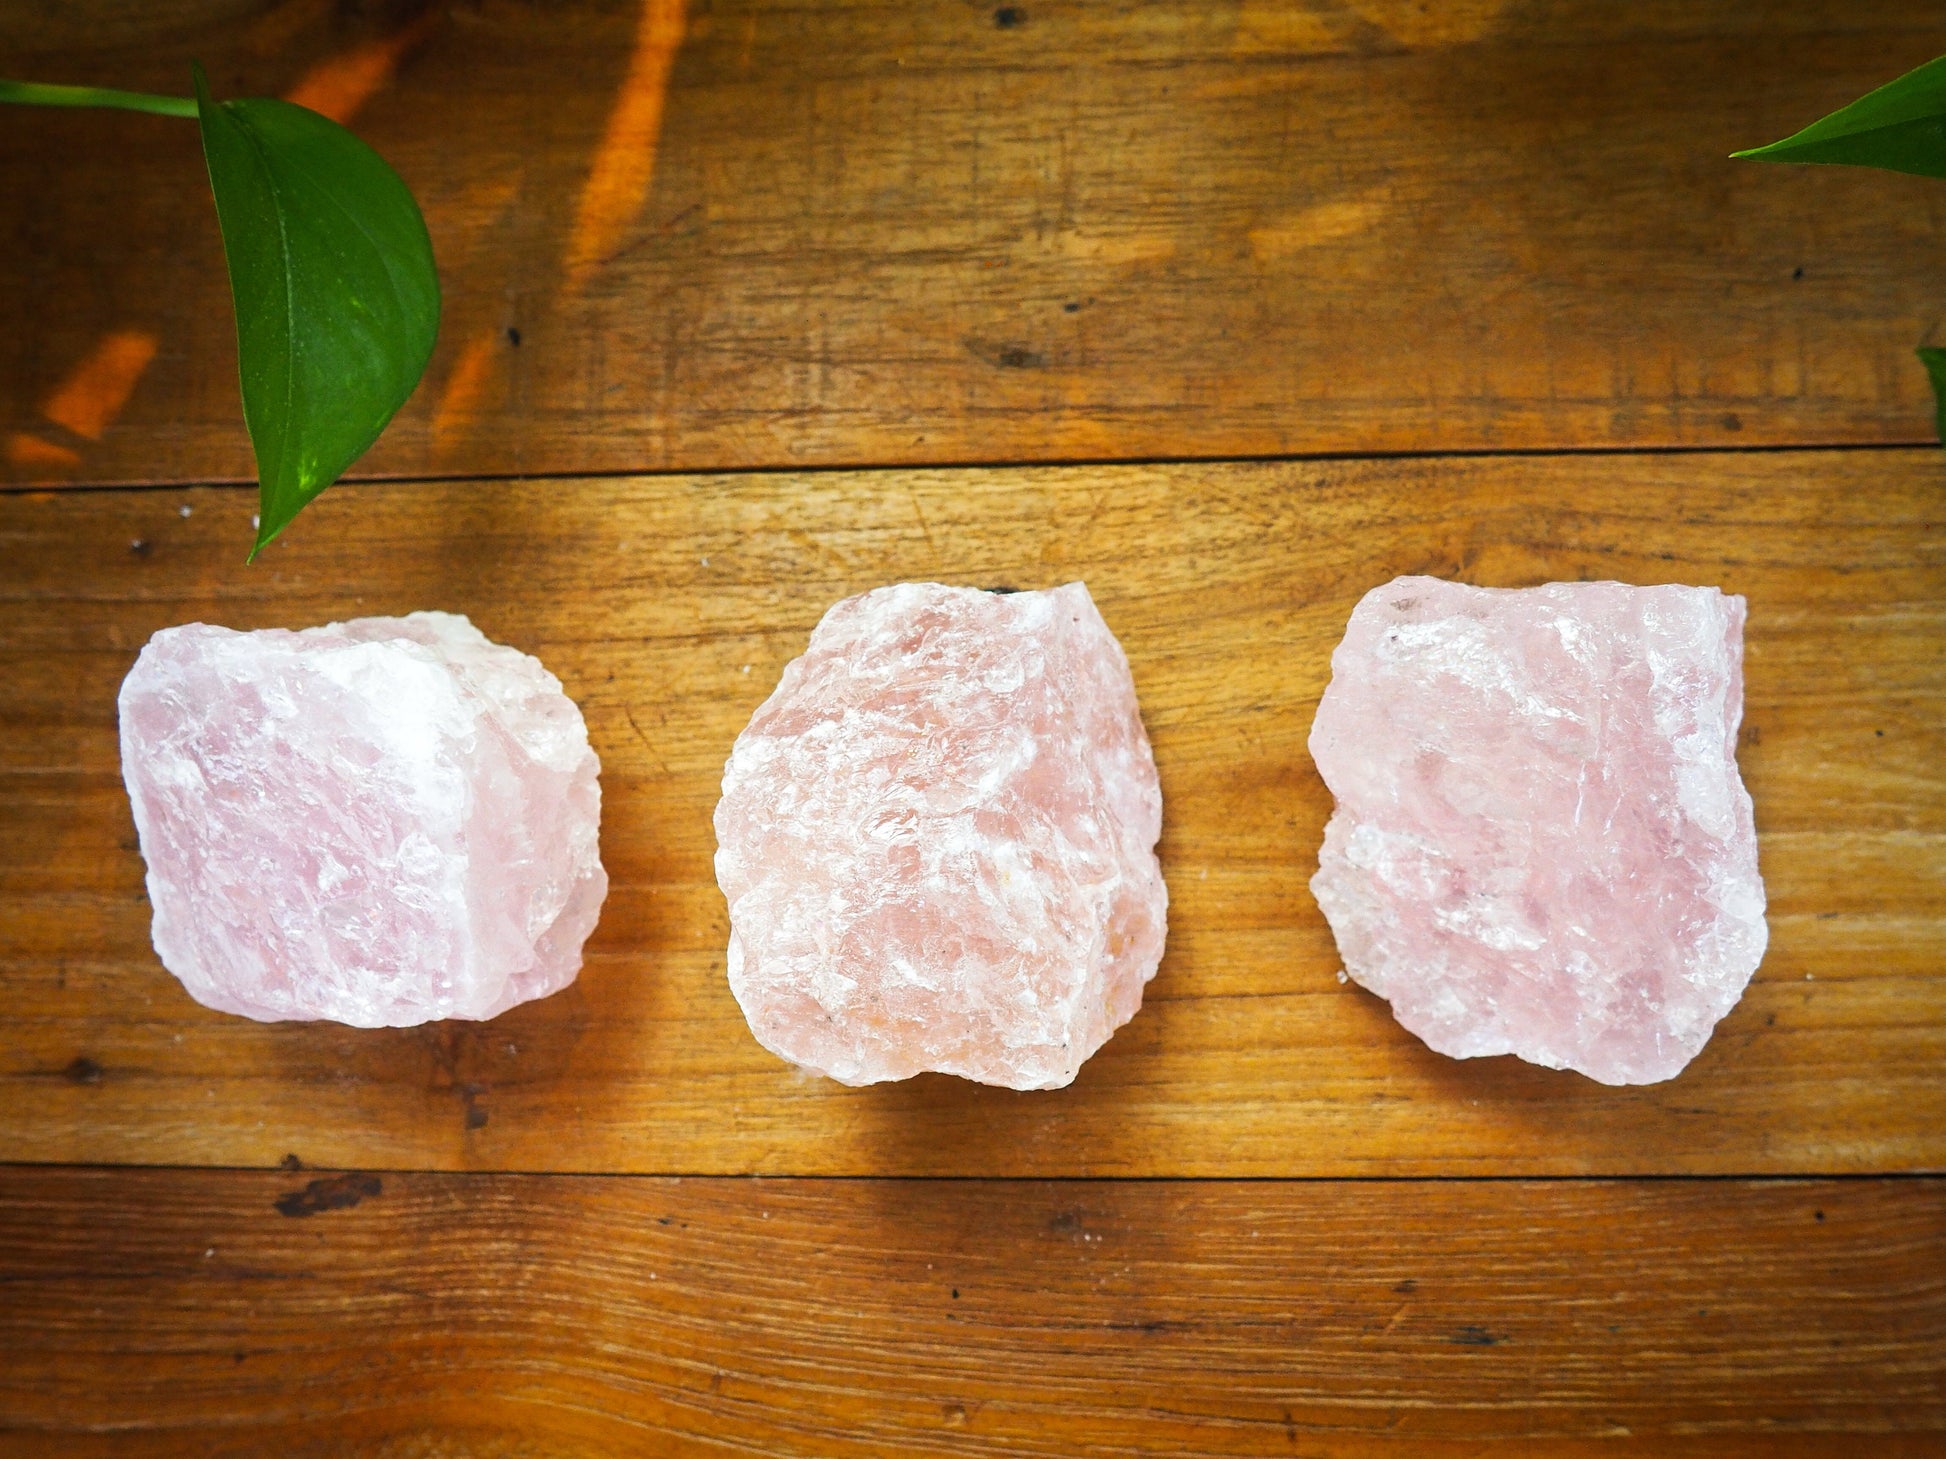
[119, 611, 607, 1026]
[714, 581, 1168, 1089]
[1309, 576, 1767, 1085]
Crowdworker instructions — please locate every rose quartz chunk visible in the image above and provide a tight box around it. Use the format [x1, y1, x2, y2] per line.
[714, 582, 1167, 1089]
[119, 612, 606, 1026]
[1310, 577, 1767, 1085]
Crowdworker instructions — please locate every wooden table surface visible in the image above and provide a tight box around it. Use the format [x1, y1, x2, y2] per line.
[2, 2, 1942, 1453]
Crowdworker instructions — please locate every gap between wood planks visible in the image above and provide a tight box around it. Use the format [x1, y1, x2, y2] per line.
[2, 437, 1938, 495]
[0, 1163, 1937, 1182]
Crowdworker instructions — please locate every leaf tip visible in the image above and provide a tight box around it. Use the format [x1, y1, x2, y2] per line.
[1917, 346, 1946, 446]
[248, 514, 286, 562]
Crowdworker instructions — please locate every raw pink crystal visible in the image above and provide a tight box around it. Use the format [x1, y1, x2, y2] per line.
[714, 582, 1167, 1089]
[119, 612, 606, 1026]
[1309, 577, 1767, 1085]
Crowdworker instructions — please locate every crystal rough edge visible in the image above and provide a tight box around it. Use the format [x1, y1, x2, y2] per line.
[1309, 576, 1767, 1086]
[714, 581, 1168, 1090]
[118, 611, 607, 1027]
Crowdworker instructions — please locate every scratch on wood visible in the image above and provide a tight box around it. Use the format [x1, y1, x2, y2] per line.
[908, 490, 938, 559]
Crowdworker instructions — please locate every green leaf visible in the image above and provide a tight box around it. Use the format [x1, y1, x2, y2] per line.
[1919, 348, 1946, 444]
[193, 63, 438, 558]
[1731, 54, 1946, 179]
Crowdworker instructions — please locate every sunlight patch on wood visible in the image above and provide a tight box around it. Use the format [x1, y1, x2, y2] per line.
[1229, 1, 1352, 57]
[282, 10, 439, 125]
[431, 331, 502, 452]
[40, 329, 157, 441]
[1343, 0, 1512, 46]
[1248, 193, 1390, 261]
[5, 432, 81, 469]
[565, 0, 688, 289]
[1054, 231, 1178, 267]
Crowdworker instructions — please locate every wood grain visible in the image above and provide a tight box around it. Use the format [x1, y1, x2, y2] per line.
[6, 2, 1946, 486]
[1, 449, 1940, 1176]
[0, 1167, 1939, 1456]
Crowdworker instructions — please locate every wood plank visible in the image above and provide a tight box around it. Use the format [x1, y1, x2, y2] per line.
[0, 449, 1940, 1175]
[6, 2, 1946, 485]
[0, 1168, 1939, 1456]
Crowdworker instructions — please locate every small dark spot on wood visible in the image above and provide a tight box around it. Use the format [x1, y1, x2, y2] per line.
[1743, 723, 1761, 745]
[129, 538, 151, 557]
[994, 5, 1026, 27]
[1793, 266, 1805, 280]
[1815, 1209, 1825, 1222]
[1063, 300, 1080, 313]
[1050, 1210, 1083, 1234]
[233, 1350, 246, 1364]
[460, 1081, 489, 1129]
[951, 1287, 960, 1299]
[1766, 1013, 1776, 1026]
[1450, 1324, 1502, 1347]
[1721, 412, 1742, 431]
[275, 1172, 381, 1218]
[658, 1215, 672, 1225]
[964, 336, 1045, 369]
[506, 326, 522, 347]
[279, 1153, 303, 1172]
[64, 1056, 103, 1085]
[1393, 1278, 1417, 1294]
[985, 585, 1021, 595]
[1875, 728, 1884, 737]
